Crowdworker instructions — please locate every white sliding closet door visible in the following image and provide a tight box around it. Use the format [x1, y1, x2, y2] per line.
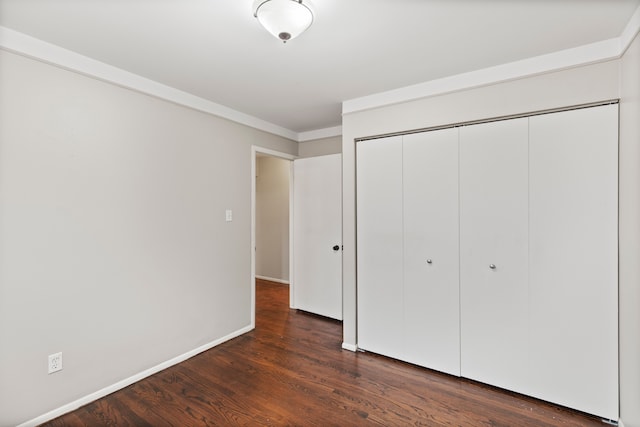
[357, 136, 404, 359]
[403, 129, 460, 375]
[459, 118, 529, 392]
[528, 105, 618, 420]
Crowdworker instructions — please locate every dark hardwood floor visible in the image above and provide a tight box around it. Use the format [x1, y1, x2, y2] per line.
[42, 279, 603, 426]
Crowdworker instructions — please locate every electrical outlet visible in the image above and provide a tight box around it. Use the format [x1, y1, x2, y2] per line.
[48, 352, 63, 374]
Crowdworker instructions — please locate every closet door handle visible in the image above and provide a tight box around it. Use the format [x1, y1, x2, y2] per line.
[332, 245, 340, 251]
[489, 264, 496, 270]
[426, 259, 433, 264]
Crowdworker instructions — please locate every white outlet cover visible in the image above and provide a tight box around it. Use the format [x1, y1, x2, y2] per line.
[48, 352, 63, 374]
[225, 209, 233, 222]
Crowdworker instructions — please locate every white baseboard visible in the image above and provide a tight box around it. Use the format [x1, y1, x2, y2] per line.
[255, 275, 289, 285]
[342, 342, 358, 352]
[17, 325, 254, 427]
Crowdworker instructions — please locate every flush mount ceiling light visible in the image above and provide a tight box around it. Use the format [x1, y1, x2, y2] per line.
[253, 0, 313, 43]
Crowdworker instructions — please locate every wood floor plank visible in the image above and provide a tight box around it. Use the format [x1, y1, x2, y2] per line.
[40, 279, 604, 426]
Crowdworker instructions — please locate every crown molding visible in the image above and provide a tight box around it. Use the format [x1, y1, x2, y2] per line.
[620, 3, 640, 55]
[0, 26, 299, 142]
[343, 4, 640, 116]
[298, 125, 343, 142]
[343, 38, 621, 115]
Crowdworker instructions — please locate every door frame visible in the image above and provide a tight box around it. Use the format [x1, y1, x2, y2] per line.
[251, 146, 297, 328]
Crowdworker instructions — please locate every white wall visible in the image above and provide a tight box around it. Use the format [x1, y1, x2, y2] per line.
[297, 136, 342, 158]
[255, 156, 290, 282]
[619, 31, 640, 427]
[0, 49, 297, 426]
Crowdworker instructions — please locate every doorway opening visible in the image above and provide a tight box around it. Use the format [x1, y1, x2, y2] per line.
[251, 146, 296, 328]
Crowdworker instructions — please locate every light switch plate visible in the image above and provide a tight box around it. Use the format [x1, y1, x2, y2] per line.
[225, 209, 233, 222]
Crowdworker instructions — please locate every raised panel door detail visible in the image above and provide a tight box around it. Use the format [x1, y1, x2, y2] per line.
[293, 154, 343, 320]
[403, 129, 460, 375]
[356, 136, 404, 359]
[528, 105, 618, 420]
[459, 118, 529, 393]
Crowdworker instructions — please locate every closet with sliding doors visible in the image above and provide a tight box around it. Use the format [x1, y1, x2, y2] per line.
[356, 103, 619, 421]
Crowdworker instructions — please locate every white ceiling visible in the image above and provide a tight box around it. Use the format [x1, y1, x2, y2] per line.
[1, 0, 639, 136]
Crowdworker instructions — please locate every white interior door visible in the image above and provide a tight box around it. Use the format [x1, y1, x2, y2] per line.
[292, 154, 342, 320]
[356, 136, 405, 359]
[403, 129, 460, 375]
[459, 118, 529, 393]
[528, 105, 618, 420]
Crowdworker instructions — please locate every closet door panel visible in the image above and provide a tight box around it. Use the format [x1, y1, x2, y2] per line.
[528, 105, 618, 420]
[459, 118, 529, 392]
[403, 129, 460, 375]
[356, 136, 404, 359]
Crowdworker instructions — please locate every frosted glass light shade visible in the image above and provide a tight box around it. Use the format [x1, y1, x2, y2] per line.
[254, 0, 313, 43]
